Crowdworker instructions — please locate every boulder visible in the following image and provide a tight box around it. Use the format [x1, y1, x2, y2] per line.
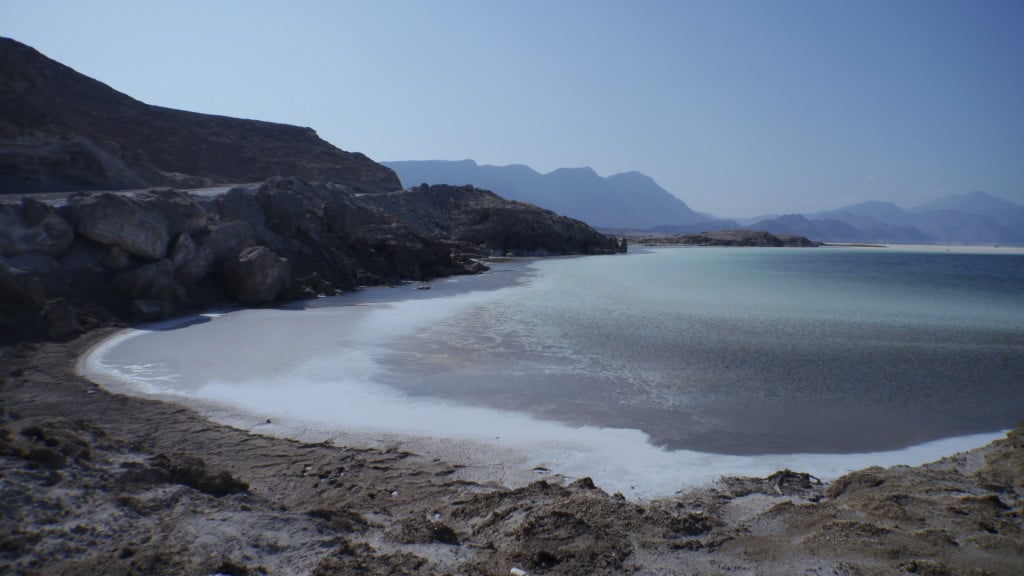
[256, 178, 329, 237]
[134, 189, 209, 237]
[203, 221, 255, 263]
[0, 200, 75, 257]
[0, 259, 47, 310]
[102, 246, 134, 271]
[130, 299, 177, 321]
[59, 243, 106, 274]
[72, 193, 170, 260]
[7, 252, 68, 295]
[224, 246, 290, 304]
[215, 186, 267, 230]
[325, 199, 389, 242]
[20, 197, 52, 225]
[169, 233, 213, 284]
[40, 298, 80, 339]
[113, 259, 186, 304]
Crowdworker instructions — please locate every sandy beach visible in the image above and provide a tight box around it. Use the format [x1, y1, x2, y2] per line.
[2, 327, 1022, 575]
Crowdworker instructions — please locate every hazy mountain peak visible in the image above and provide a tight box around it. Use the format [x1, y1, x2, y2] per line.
[608, 171, 655, 183]
[384, 159, 704, 229]
[546, 166, 600, 178]
[912, 190, 1018, 214]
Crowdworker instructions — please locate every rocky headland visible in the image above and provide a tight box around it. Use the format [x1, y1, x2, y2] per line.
[0, 175, 625, 344]
[360, 183, 627, 257]
[630, 229, 821, 247]
[0, 37, 624, 344]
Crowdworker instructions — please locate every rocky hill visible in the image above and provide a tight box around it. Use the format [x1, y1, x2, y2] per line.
[384, 159, 707, 230]
[0, 37, 400, 194]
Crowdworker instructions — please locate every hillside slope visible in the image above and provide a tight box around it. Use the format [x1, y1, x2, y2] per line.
[0, 37, 400, 194]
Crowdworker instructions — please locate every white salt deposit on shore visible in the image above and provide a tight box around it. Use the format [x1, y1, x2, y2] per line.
[79, 278, 1007, 500]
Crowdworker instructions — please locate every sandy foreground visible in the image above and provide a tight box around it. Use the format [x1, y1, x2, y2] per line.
[1, 330, 1022, 576]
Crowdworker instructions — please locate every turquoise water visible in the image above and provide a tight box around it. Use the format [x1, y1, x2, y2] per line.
[377, 247, 1024, 454]
[82, 246, 1024, 494]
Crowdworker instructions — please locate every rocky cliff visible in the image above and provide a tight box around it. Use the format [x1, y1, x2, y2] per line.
[0, 38, 400, 194]
[1, 177, 628, 343]
[0, 178, 482, 342]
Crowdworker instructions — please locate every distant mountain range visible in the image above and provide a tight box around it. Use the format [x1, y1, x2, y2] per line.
[745, 191, 1024, 246]
[386, 160, 1023, 246]
[383, 159, 723, 230]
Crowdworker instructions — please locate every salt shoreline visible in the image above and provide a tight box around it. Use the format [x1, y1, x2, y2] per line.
[5, 317, 1022, 574]
[76, 270, 1011, 500]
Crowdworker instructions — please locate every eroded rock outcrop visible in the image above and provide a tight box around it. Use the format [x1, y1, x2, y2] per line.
[71, 193, 171, 260]
[224, 246, 290, 305]
[169, 233, 213, 285]
[361, 184, 626, 256]
[2, 175, 624, 342]
[0, 258, 46, 310]
[113, 259, 187, 305]
[0, 198, 75, 257]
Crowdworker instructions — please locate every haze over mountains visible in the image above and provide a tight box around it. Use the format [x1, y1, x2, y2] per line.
[749, 191, 1024, 246]
[386, 160, 1024, 246]
[384, 160, 714, 230]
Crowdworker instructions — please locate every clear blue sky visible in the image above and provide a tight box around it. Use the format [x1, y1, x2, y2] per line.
[3, 0, 1022, 217]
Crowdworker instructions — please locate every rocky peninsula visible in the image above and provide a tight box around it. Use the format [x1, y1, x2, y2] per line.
[1, 37, 1021, 575]
[630, 229, 821, 247]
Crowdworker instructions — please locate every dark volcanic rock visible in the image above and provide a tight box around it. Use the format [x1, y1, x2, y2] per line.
[40, 297, 80, 339]
[361, 184, 625, 256]
[0, 258, 46, 310]
[632, 229, 820, 247]
[133, 189, 209, 237]
[0, 37, 401, 194]
[169, 233, 213, 284]
[0, 198, 75, 257]
[101, 246, 133, 272]
[223, 246, 290, 305]
[113, 259, 187, 304]
[0, 258, 48, 341]
[203, 220, 257, 263]
[71, 192, 171, 260]
[130, 299, 177, 321]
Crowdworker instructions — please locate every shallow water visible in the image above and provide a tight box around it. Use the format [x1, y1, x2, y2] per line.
[81, 246, 1024, 497]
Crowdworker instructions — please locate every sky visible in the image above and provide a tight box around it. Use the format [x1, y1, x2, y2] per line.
[3, 0, 1023, 217]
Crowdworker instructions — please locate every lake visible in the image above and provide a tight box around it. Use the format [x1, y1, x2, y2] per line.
[81, 246, 1024, 497]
